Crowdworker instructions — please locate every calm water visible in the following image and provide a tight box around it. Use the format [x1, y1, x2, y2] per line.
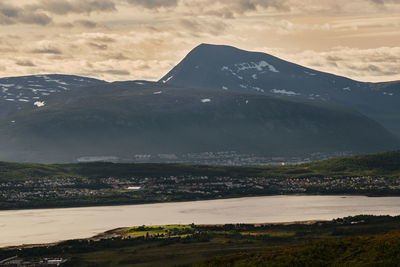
[1, 195, 400, 247]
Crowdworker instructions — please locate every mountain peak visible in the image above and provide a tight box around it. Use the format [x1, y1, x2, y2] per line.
[159, 44, 400, 138]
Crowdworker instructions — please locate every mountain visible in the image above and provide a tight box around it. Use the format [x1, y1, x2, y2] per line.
[160, 44, 400, 137]
[0, 74, 108, 119]
[0, 81, 397, 163]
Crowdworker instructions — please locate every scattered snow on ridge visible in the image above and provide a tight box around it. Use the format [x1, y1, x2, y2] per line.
[343, 87, 351, 91]
[271, 89, 299, 96]
[235, 61, 279, 73]
[18, 99, 29, 102]
[153, 91, 162, 95]
[252, 74, 258, 79]
[304, 71, 317, 76]
[0, 84, 15, 88]
[383, 92, 394, 96]
[222, 86, 228, 90]
[34, 101, 45, 107]
[252, 86, 264, 93]
[221, 66, 244, 80]
[40, 75, 69, 86]
[201, 98, 211, 103]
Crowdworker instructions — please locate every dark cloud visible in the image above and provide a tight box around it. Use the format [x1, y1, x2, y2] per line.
[182, 0, 290, 17]
[75, 19, 98, 28]
[104, 52, 129, 60]
[178, 18, 228, 35]
[31, 48, 63, 54]
[0, 3, 52, 25]
[89, 35, 116, 43]
[88, 42, 108, 50]
[232, 0, 290, 12]
[369, 0, 400, 4]
[344, 63, 399, 76]
[34, 0, 116, 15]
[58, 20, 99, 29]
[99, 69, 131, 75]
[124, 0, 178, 9]
[16, 59, 36, 67]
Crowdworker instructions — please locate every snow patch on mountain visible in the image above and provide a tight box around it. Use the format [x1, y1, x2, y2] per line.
[0, 84, 15, 88]
[201, 98, 211, 103]
[235, 61, 279, 73]
[271, 89, 299, 96]
[34, 101, 45, 107]
[162, 75, 174, 84]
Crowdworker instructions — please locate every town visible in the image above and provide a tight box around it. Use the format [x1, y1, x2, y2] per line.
[1, 174, 400, 210]
[78, 151, 352, 166]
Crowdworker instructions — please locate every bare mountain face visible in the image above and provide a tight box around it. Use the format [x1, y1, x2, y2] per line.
[160, 44, 400, 137]
[0, 81, 397, 163]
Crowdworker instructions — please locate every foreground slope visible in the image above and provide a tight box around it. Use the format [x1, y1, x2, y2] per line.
[160, 44, 400, 136]
[2, 216, 400, 266]
[0, 81, 397, 162]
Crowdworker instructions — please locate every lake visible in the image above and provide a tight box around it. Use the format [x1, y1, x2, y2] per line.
[1, 195, 400, 247]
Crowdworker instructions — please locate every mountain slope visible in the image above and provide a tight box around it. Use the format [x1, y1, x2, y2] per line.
[160, 44, 400, 136]
[0, 81, 397, 162]
[0, 74, 108, 119]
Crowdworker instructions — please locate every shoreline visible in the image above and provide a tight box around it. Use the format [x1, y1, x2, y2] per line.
[0, 192, 392, 212]
[2, 195, 399, 249]
[1, 220, 326, 251]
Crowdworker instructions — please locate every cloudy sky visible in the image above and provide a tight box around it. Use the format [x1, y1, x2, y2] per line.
[0, 0, 399, 82]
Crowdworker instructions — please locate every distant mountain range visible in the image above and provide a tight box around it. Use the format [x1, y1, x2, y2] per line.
[0, 44, 399, 163]
[160, 44, 400, 137]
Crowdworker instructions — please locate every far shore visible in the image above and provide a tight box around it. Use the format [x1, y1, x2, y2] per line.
[0, 192, 392, 212]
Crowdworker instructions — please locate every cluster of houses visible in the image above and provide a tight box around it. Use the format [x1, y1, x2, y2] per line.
[1, 175, 399, 206]
[0, 257, 67, 266]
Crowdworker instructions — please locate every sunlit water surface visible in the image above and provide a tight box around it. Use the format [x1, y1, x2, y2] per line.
[1, 195, 400, 247]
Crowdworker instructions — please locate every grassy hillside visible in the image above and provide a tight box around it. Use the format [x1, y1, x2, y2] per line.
[0, 150, 400, 182]
[202, 231, 400, 267]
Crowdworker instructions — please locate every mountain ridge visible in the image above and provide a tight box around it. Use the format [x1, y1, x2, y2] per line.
[160, 43, 400, 136]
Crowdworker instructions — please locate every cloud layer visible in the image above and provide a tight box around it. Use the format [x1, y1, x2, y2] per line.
[0, 0, 398, 82]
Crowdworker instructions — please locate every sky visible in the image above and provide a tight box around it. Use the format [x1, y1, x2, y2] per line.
[0, 0, 399, 82]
